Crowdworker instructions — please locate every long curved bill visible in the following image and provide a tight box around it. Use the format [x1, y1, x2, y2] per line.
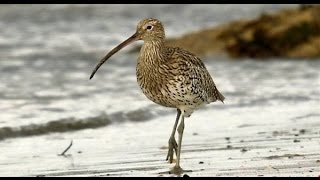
[89, 32, 139, 79]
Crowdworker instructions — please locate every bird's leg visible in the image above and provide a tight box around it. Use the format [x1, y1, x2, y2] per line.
[166, 109, 181, 163]
[174, 110, 185, 171]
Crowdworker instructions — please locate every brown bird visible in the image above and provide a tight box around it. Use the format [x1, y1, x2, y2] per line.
[90, 18, 225, 173]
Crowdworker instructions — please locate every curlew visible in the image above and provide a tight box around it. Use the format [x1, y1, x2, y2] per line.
[89, 18, 225, 173]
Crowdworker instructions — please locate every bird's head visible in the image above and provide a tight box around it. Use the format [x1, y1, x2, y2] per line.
[136, 18, 165, 42]
[89, 18, 165, 79]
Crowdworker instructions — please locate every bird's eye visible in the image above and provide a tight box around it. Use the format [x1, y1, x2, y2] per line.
[146, 25, 153, 30]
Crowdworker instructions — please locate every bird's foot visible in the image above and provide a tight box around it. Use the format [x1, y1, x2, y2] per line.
[166, 136, 178, 163]
[170, 165, 183, 175]
[169, 165, 192, 176]
[158, 166, 192, 176]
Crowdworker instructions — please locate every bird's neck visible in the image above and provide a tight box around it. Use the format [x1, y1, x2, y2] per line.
[139, 40, 166, 65]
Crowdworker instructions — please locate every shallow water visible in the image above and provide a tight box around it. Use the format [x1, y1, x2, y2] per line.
[1, 4, 318, 140]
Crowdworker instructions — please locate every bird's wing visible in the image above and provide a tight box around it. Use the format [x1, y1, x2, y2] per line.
[162, 47, 224, 103]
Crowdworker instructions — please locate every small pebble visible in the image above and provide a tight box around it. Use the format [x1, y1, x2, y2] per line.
[241, 148, 248, 153]
[299, 129, 306, 134]
[293, 139, 300, 143]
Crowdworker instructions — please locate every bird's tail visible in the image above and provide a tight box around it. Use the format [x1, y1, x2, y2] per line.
[217, 90, 225, 103]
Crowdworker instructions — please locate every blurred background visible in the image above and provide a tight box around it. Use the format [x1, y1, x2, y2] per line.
[0, 4, 319, 176]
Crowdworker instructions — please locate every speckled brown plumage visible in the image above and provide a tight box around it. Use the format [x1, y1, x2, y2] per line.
[137, 45, 224, 117]
[90, 18, 225, 174]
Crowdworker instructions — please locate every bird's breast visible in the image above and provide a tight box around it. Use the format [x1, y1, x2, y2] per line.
[136, 62, 207, 109]
[136, 62, 172, 107]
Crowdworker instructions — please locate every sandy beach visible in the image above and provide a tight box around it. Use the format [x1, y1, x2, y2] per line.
[1, 100, 319, 177]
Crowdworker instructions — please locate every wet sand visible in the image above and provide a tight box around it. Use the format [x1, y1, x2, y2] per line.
[1, 101, 319, 177]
